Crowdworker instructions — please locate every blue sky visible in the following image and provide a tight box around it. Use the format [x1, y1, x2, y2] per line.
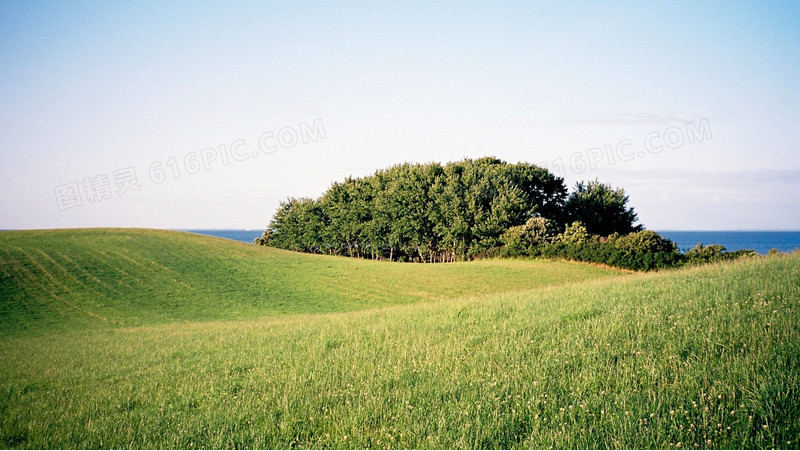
[1, 1, 799, 230]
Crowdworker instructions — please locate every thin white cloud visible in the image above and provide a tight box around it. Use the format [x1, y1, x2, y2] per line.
[558, 111, 704, 127]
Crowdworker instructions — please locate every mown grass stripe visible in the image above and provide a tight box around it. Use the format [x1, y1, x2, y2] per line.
[2, 248, 99, 325]
[56, 252, 116, 292]
[34, 249, 100, 296]
[11, 245, 73, 295]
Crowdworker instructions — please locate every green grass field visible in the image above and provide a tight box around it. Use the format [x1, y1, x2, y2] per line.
[0, 228, 620, 337]
[1, 229, 799, 449]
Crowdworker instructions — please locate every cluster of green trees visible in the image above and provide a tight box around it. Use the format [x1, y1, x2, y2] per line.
[257, 157, 755, 270]
[257, 157, 643, 262]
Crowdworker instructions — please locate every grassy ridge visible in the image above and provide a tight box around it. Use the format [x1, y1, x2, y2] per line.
[0, 229, 620, 337]
[0, 229, 798, 448]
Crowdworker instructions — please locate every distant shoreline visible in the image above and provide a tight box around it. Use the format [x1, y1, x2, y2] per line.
[657, 230, 800, 254]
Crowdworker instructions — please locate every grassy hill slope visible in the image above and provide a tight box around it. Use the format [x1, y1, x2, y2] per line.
[0, 230, 798, 448]
[0, 228, 621, 336]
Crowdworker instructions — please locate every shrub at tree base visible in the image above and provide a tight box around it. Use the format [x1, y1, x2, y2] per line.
[540, 242, 682, 271]
[685, 243, 758, 265]
[500, 217, 559, 254]
[516, 229, 754, 272]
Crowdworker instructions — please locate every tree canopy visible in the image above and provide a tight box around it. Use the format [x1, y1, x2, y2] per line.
[258, 158, 642, 262]
[564, 179, 643, 236]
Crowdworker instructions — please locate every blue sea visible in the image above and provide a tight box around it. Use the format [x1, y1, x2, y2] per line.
[658, 231, 800, 254]
[184, 229, 800, 255]
[181, 229, 262, 244]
